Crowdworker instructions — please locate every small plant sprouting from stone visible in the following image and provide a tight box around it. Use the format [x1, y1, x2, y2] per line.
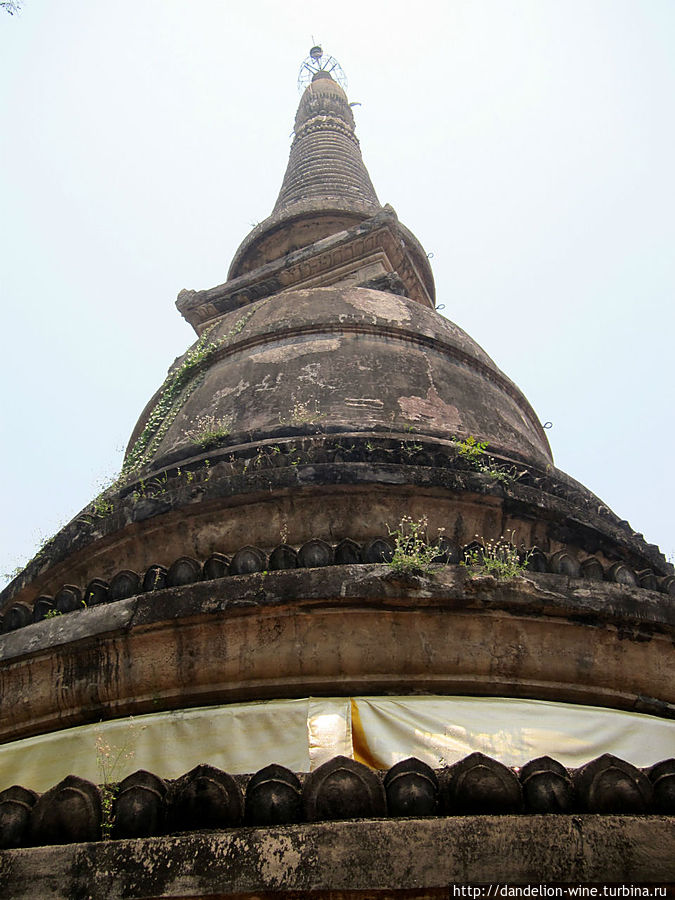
[279, 520, 289, 544]
[282, 399, 325, 427]
[95, 720, 143, 840]
[462, 532, 530, 579]
[43, 608, 62, 619]
[387, 515, 444, 576]
[91, 495, 114, 518]
[452, 435, 519, 486]
[453, 435, 489, 466]
[184, 413, 232, 451]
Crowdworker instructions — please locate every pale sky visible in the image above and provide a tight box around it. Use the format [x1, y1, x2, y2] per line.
[1, 0, 673, 587]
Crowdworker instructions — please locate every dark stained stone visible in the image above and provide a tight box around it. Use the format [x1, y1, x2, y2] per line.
[0, 785, 38, 849]
[114, 770, 167, 839]
[358, 271, 408, 296]
[637, 569, 658, 591]
[443, 752, 522, 815]
[303, 755, 386, 822]
[579, 557, 604, 581]
[30, 775, 102, 845]
[297, 539, 333, 568]
[647, 759, 675, 813]
[4, 603, 32, 632]
[245, 764, 302, 826]
[526, 547, 549, 573]
[432, 537, 461, 565]
[334, 538, 362, 565]
[55, 584, 83, 614]
[607, 562, 639, 587]
[657, 574, 675, 595]
[368, 448, 393, 465]
[363, 538, 394, 564]
[519, 756, 574, 813]
[84, 578, 109, 606]
[229, 546, 267, 575]
[384, 757, 439, 817]
[202, 553, 230, 581]
[269, 544, 298, 571]
[411, 450, 435, 467]
[143, 564, 168, 592]
[170, 764, 243, 831]
[573, 754, 653, 813]
[167, 556, 202, 588]
[109, 570, 141, 601]
[32, 596, 55, 622]
[549, 550, 580, 578]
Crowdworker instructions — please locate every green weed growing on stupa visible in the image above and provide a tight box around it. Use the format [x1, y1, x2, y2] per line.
[461, 532, 530, 579]
[387, 515, 444, 576]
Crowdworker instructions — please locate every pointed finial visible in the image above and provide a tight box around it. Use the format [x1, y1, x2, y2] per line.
[298, 45, 348, 93]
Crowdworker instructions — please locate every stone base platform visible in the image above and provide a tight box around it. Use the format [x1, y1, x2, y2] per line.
[1, 816, 673, 899]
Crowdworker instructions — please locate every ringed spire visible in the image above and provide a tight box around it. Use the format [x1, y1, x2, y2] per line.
[228, 46, 382, 280]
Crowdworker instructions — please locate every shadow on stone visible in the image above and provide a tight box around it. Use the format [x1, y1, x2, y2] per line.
[385, 757, 438, 817]
[245, 764, 302, 825]
[303, 755, 386, 822]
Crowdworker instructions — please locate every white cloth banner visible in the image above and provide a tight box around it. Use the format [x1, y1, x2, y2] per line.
[0, 695, 672, 791]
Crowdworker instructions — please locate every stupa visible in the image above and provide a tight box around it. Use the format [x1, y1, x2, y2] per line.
[0, 47, 673, 896]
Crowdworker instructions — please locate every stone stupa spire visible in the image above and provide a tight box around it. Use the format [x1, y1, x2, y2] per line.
[226, 46, 393, 282]
[272, 58, 380, 217]
[179, 46, 436, 328]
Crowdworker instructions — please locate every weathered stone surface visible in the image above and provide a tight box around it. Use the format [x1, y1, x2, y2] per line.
[297, 538, 333, 568]
[580, 556, 604, 581]
[29, 776, 101, 846]
[0, 566, 674, 743]
[142, 564, 167, 592]
[113, 770, 167, 839]
[166, 556, 201, 588]
[443, 752, 522, 814]
[170, 764, 243, 831]
[608, 561, 639, 586]
[334, 537, 362, 565]
[303, 756, 386, 822]
[108, 570, 140, 601]
[363, 538, 393, 563]
[245, 764, 302, 826]
[268, 544, 298, 570]
[229, 546, 266, 575]
[638, 569, 658, 590]
[433, 536, 461, 564]
[31, 597, 54, 622]
[2, 604, 31, 632]
[201, 552, 230, 581]
[648, 758, 675, 813]
[574, 754, 653, 813]
[1, 816, 673, 898]
[54, 585, 82, 614]
[384, 757, 438, 817]
[549, 550, 580, 578]
[0, 787, 38, 850]
[519, 756, 574, 813]
[83, 578, 109, 606]
[526, 547, 548, 572]
[3, 440, 670, 617]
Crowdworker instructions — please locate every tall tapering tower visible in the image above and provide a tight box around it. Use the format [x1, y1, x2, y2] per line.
[0, 48, 673, 895]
